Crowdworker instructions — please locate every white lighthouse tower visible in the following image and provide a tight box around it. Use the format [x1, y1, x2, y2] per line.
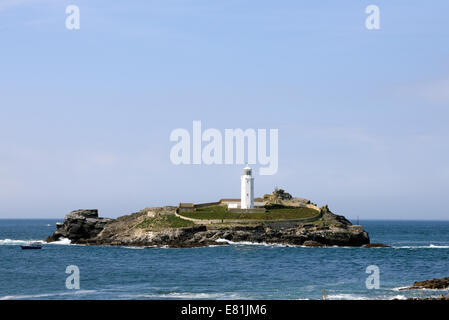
[241, 164, 254, 209]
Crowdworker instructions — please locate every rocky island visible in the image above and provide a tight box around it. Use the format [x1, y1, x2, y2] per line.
[45, 189, 370, 248]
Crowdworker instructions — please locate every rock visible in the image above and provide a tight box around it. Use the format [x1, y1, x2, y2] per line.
[363, 243, 390, 248]
[67, 209, 99, 219]
[407, 294, 449, 300]
[45, 209, 112, 243]
[303, 240, 324, 247]
[403, 277, 449, 290]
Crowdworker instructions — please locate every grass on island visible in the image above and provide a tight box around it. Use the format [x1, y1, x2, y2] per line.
[178, 205, 319, 221]
[137, 214, 195, 230]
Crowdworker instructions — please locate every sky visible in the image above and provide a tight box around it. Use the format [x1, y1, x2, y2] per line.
[0, 0, 448, 219]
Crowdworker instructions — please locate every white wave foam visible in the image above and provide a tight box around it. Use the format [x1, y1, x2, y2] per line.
[390, 295, 407, 300]
[393, 287, 449, 292]
[215, 238, 296, 247]
[144, 292, 244, 299]
[429, 244, 449, 248]
[391, 286, 409, 291]
[393, 244, 449, 249]
[327, 293, 407, 300]
[0, 290, 97, 300]
[0, 239, 44, 246]
[0, 237, 73, 246]
[47, 237, 71, 245]
[214, 240, 366, 249]
[327, 294, 370, 300]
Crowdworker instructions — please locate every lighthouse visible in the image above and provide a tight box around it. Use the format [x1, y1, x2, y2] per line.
[241, 165, 254, 209]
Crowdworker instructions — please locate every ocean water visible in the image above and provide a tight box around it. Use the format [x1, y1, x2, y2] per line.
[0, 219, 448, 300]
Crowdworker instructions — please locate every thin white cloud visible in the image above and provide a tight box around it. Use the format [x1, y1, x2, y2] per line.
[418, 78, 449, 103]
[397, 77, 449, 104]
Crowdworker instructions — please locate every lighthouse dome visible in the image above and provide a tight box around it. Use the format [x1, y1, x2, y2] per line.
[243, 166, 252, 176]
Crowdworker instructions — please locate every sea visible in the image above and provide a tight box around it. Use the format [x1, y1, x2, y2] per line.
[0, 219, 448, 300]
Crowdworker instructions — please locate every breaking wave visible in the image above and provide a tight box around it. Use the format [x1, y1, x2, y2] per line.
[46, 237, 71, 245]
[215, 239, 297, 247]
[391, 286, 409, 291]
[391, 286, 448, 292]
[135, 292, 245, 299]
[0, 238, 72, 246]
[327, 293, 407, 300]
[0, 290, 97, 300]
[0, 239, 44, 245]
[122, 246, 145, 250]
[392, 244, 449, 249]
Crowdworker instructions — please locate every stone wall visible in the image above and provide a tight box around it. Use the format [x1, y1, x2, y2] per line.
[174, 209, 323, 225]
[193, 201, 221, 208]
[228, 208, 266, 214]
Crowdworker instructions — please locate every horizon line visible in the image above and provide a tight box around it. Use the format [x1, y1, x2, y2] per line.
[1, 218, 449, 222]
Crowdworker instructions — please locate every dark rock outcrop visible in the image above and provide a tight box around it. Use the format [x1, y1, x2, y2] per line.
[45, 209, 113, 243]
[45, 206, 370, 248]
[407, 295, 449, 300]
[363, 243, 391, 248]
[402, 277, 449, 290]
[303, 240, 324, 247]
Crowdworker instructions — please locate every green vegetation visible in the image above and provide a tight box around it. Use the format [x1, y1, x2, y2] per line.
[137, 214, 195, 230]
[178, 205, 319, 221]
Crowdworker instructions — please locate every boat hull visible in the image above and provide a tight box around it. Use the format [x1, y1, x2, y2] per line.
[20, 245, 42, 250]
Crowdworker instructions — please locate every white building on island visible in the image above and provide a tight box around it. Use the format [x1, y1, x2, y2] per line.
[179, 165, 264, 212]
[240, 164, 254, 209]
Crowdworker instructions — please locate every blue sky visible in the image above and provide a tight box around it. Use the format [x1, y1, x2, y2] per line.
[1, 1, 448, 219]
